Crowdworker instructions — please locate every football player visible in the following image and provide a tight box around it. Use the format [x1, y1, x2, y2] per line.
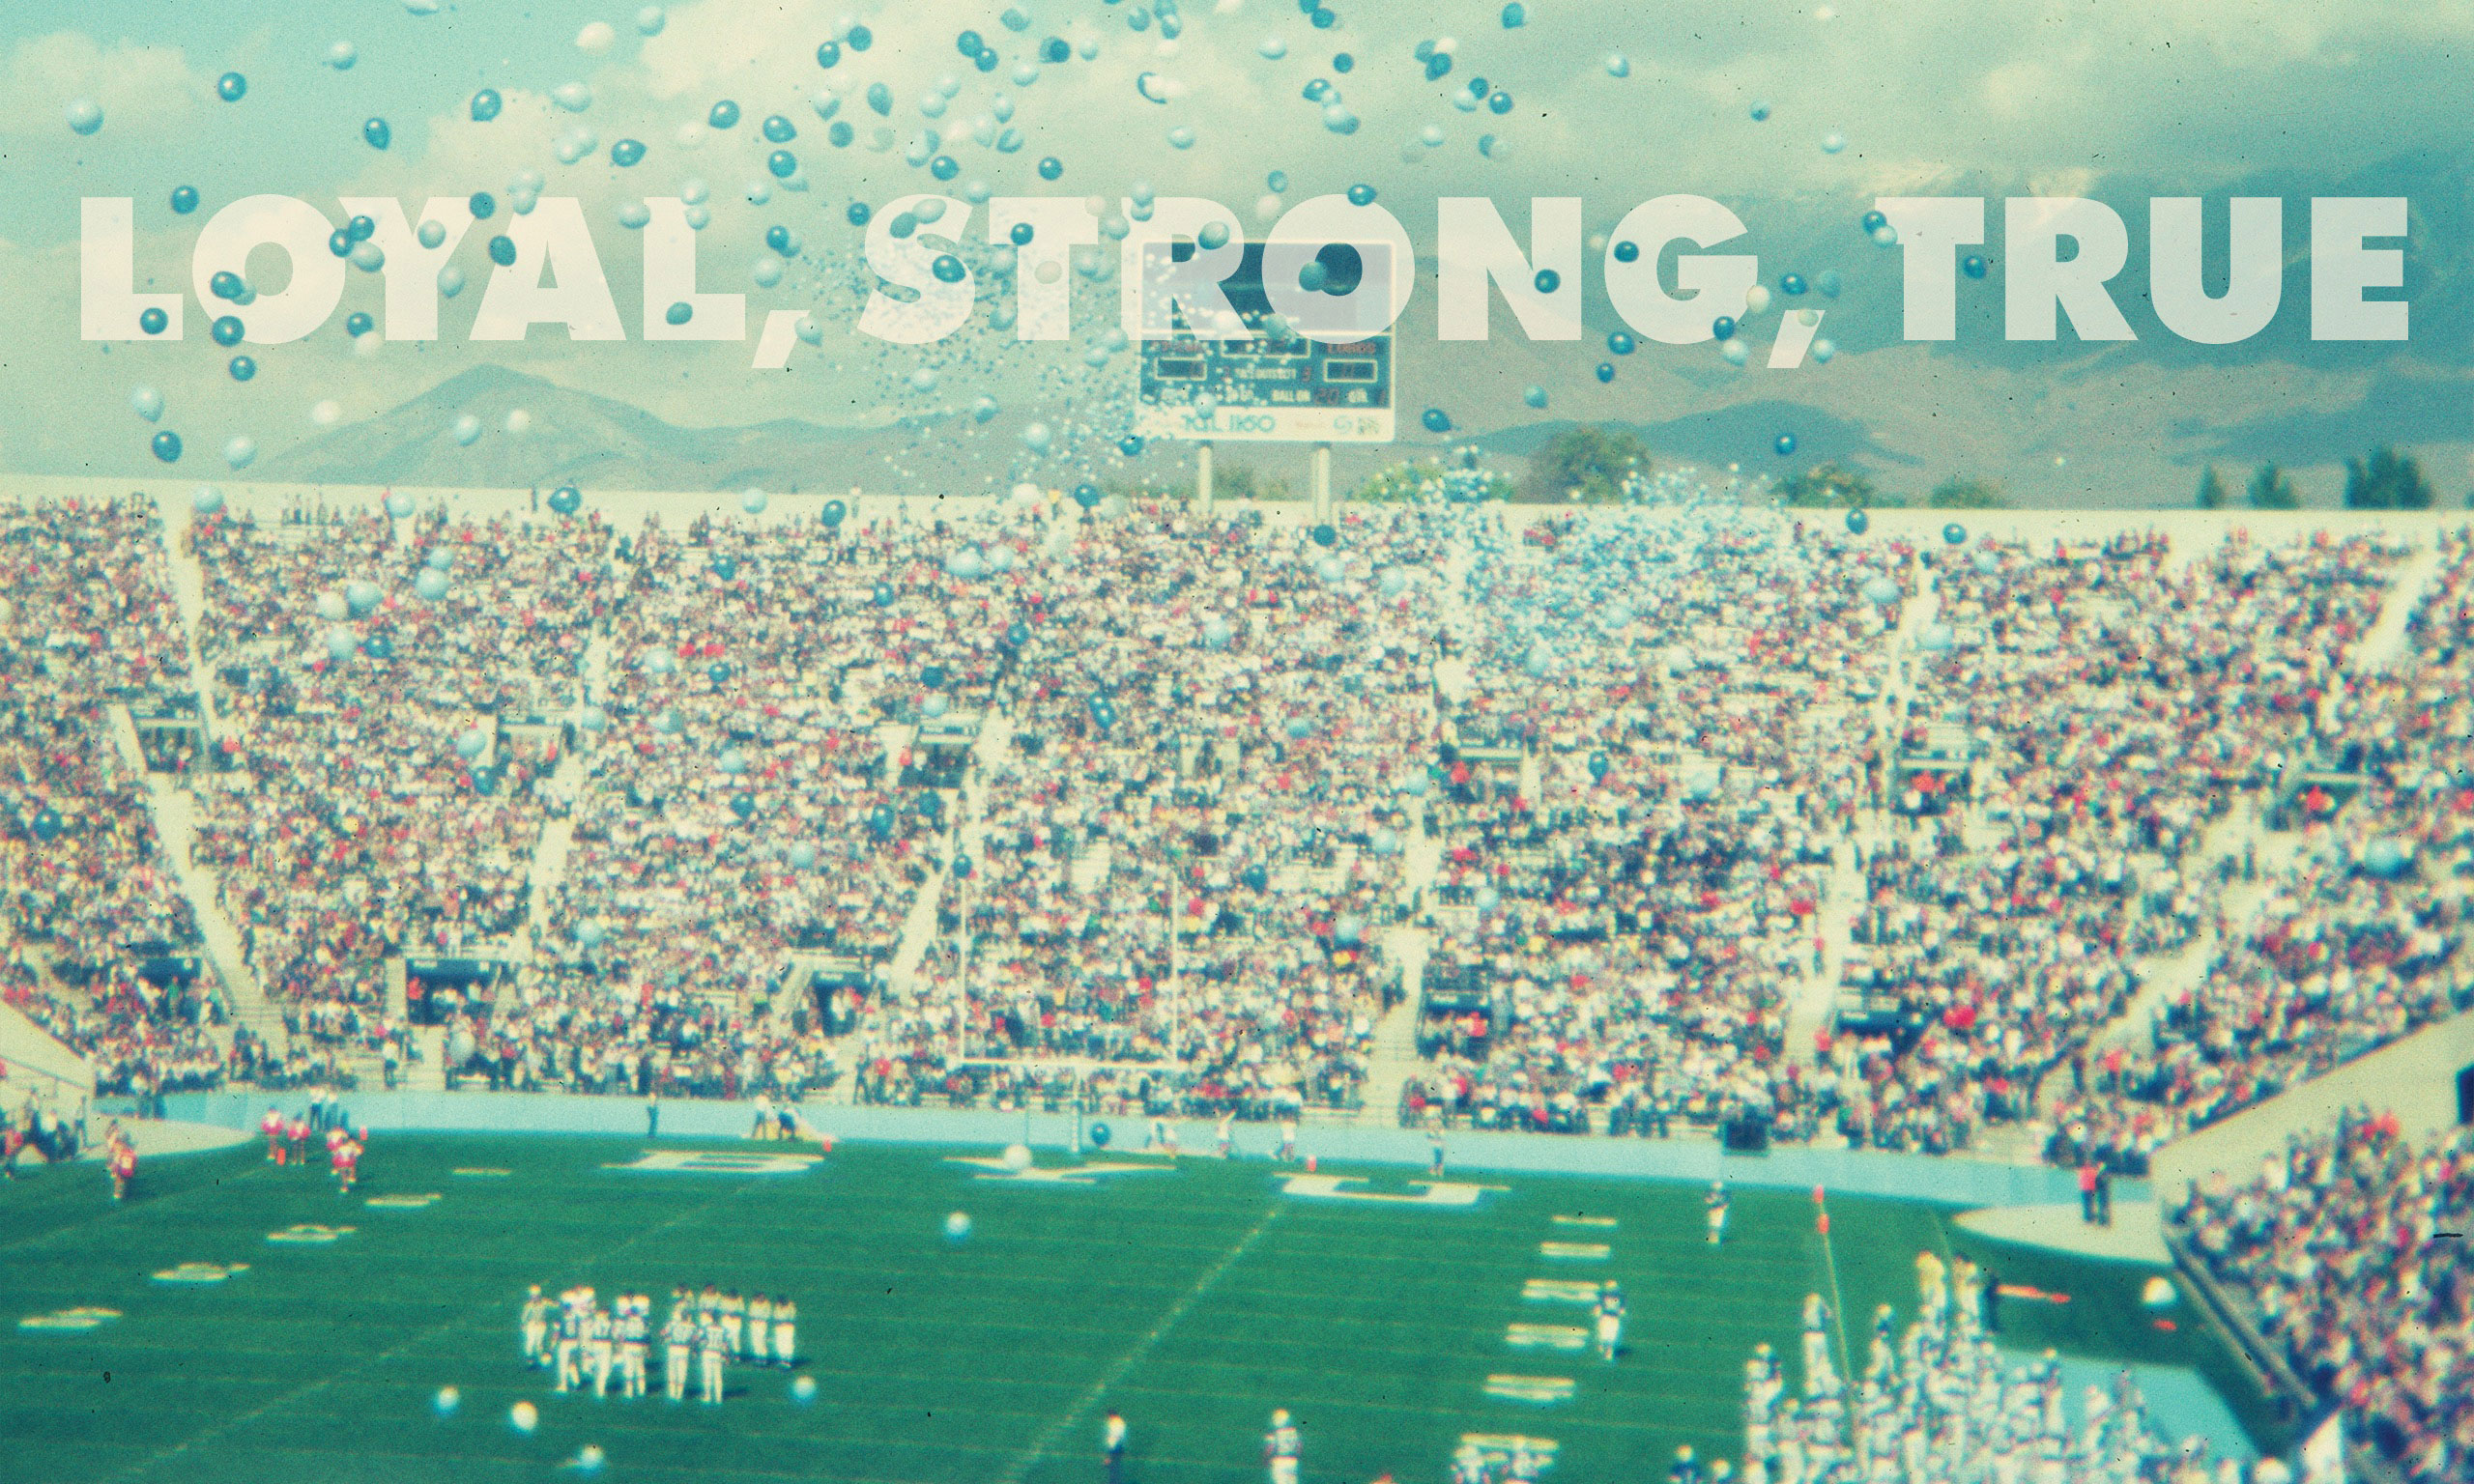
[1596, 1279, 1625, 1362]
[747, 1294, 773, 1365]
[662, 1305, 695, 1401]
[554, 1291, 585, 1392]
[586, 1298, 616, 1398]
[770, 1295, 796, 1369]
[1264, 1408, 1300, 1484]
[696, 1310, 729, 1404]
[521, 1285, 550, 1368]
[618, 1297, 649, 1399]
[1706, 1182, 1730, 1245]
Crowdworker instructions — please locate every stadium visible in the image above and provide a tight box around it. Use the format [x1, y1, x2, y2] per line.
[4, 471, 2466, 1484]
[5, 2, 2472, 1483]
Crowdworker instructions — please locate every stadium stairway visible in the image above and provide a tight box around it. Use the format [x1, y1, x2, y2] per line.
[141, 775, 288, 1060]
[2341, 535, 2446, 679]
[1360, 925, 1431, 1123]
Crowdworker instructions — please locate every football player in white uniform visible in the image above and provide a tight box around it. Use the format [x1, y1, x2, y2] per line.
[697, 1313, 729, 1404]
[520, 1285, 550, 1368]
[585, 1302, 616, 1398]
[1264, 1408, 1301, 1484]
[662, 1308, 695, 1401]
[770, 1296, 796, 1368]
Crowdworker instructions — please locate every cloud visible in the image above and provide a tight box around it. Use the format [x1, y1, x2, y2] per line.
[0, 31, 204, 139]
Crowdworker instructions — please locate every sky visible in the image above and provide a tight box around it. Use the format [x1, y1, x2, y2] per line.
[0, 0, 2467, 500]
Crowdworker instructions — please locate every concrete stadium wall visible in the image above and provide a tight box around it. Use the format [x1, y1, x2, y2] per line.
[162, 1088, 2109, 1209]
[7, 471, 2470, 546]
[0, 1000, 93, 1099]
[2149, 1008, 2474, 1199]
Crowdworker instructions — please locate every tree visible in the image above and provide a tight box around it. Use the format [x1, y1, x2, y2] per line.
[1356, 459, 1512, 503]
[1208, 462, 1293, 502]
[1775, 462, 1895, 509]
[1524, 425, 1650, 503]
[2342, 445, 2433, 509]
[1927, 476, 2007, 509]
[2246, 461, 2300, 510]
[2196, 467, 2228, 509]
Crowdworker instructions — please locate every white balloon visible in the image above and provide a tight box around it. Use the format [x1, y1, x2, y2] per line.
[576, 20, 617, 53]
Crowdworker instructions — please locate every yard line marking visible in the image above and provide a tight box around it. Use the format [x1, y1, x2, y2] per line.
[1504, 1324, 1588, 1352]
[103, 1172, 766, 1484]
[1483, 1374, 1575, 1404]
[1550, 1214, 1616, 1228]
[1537, 1241, 1608, 1261]
[993, 1207, 1283, 1484]
[1521, 1280, 1602, 1304]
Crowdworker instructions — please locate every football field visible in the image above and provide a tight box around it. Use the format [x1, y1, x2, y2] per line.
[0, 1135, 2276, 1484]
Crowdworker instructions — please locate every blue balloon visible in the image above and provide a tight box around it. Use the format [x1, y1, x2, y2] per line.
[821, 499, 848, 527]
[471, 89, 503, 122]
[1774, 433, 1798, 456]
[217, 71, 247, 102]
[1942, 522, 1968, 546]
[140, 307, 168, 335]
[548, 485, 582, 516]
[1422, 408, 1452, 434]
[1596, 362, 1615, 383]
[1845, 507, 1870, 534]
[362, 117, 391, 150]
[1712, 316, 1737, 341]
[170, 185, 200, 214]
[767, 149, 797, 179]
[709, 100, 741, 128]
[1963, 254, 1989, 280]
[152, 430, 183, 462]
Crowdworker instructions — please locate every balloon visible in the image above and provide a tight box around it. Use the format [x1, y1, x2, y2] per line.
[170, 186, 200, 214]
[1284, 716, 1314, 740]
[548, 485, 582, 515]
[1712, 315, 1737, 341]
[363, 117, 391, 150]
[1844, 507, 1869, 535]
[575, 919, 606, 948]
[415, 569, 448, 601]
[152, 431, 183, 463]
[821, 499, 848, 527]
[65, 100, 102, 135]
[1963, 254, 1989, 280]
[2364, 838, 2412, 878]
[224, 436, 258, 470]
[471, 89, 503, 122]
[1860, 575, 1902, 606]
[191, 484, 223, 515]
[217, 71, 248, 101]
[741, 487, 769, 515]
[1073, 482, 1101, 510]
[1021, 422, 1053, 454]
[1971, 549, 2001, 576]
[345, 580, 382, 617]
[130, 385, 164, 422]
[1774, 433, 1798, 456]
[1523, 385, 1549, 410]
[1422, 408, 1453, 434]
[1311, 524, 1338, 547]
[1942, 523, 1968, 546]
[1916, 623, 1957, 652]
[454, 727, 489, 760]
[719, 748, 750, 775]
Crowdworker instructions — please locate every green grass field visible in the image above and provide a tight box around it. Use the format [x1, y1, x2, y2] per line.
[0, 1135, 2274, 1484]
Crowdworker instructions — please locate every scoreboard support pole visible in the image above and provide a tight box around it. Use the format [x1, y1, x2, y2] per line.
[1196, 441, 1215, 515]
[1310, 442, 1333, 524]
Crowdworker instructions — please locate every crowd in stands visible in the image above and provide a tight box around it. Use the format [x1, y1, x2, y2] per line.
[0, 484, 2468, 1193]
[2173, 1109, 2471, 1484]
[0, 495, 217, 1096]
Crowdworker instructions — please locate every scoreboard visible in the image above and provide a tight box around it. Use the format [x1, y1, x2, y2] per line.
[1134, 242, 1395, 443]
